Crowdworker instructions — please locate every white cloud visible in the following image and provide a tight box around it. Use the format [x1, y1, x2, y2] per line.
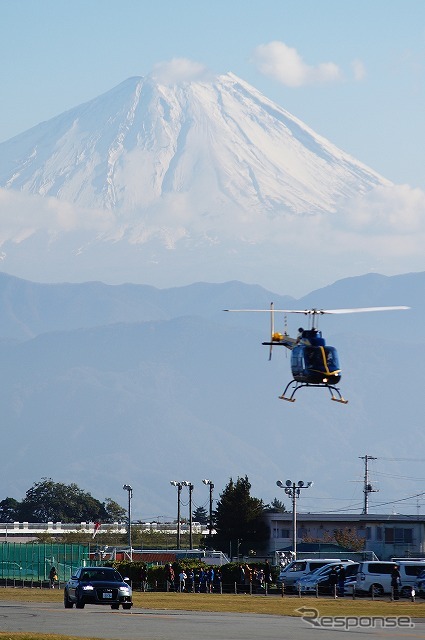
[335, 184, 425, 236]
[252, 41, 343, 87]
[150, 58, 211, 85]
[0, 188, 114, 245]
[1, 183, 425, 296]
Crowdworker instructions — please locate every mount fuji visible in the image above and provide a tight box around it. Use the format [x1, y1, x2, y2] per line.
[0, 72, 399, 292]
[0, 72, 388, 212]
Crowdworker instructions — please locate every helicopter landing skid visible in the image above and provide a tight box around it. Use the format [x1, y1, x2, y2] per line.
[279, 380, 348, 404]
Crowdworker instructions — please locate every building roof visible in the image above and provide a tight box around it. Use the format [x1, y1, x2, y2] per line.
[277, 542, 352, 553]
[265, 512, 425, 523]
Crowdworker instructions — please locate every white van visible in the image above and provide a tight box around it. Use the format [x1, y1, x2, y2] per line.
[278, 558, 353, 591]
[356, 560, 425, 597]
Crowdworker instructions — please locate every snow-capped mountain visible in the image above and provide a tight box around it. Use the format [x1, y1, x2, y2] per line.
[0, 72, 400, 292]
[0, 73, 388, 214]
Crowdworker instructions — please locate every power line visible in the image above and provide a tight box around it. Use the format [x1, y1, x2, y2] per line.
[374, 470, 425, 481]
[372, 491, 425, 509]
[378, 457, 425, 462]
[310, 491, 425, 515]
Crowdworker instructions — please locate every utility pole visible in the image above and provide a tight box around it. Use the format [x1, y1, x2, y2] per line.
[359, 455, 378, 514]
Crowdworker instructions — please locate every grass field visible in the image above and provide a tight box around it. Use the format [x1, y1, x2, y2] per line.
[0, 636, 101, 640]
[0, 586, 424, 616]
[0, 588, 423, 640]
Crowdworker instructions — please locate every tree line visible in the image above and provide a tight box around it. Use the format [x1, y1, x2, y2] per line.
[0, 476, 287, 555]
[0, 478, 126, 524]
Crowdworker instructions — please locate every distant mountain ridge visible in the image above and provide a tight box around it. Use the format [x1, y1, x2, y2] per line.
[0, 270, 418, 342]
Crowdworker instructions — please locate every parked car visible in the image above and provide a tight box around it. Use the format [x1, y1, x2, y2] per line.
[356, 560, 425, 597]
[414, 569, 425, 598]
[64, 566, 132, 609]
[295, 562, 359, 594]
[277, 558, 351, 591]
[344, 574, 358, 594]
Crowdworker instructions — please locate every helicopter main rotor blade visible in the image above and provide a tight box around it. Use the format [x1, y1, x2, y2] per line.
[224, 309, 307, 313]
[224, 306, 409, 314]
[317, 306, 410, 314]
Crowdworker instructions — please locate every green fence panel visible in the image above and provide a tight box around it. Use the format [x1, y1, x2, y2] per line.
[0, 543, 88, 581]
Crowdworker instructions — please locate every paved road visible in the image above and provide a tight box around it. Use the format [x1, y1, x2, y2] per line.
[0, 601, 424, 639]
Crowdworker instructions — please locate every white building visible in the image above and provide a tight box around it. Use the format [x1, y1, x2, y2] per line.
[263, 512, 425, 560]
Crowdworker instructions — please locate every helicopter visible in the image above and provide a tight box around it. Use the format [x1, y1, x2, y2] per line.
[224, 304, 409, 403]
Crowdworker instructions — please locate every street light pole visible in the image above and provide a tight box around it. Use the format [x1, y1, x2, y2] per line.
[122, 484, 133, 561]
[276, 479, 313, 559]
[202, 479, 214, 545]
[183, 482, 194, 549]
[170, 481, 183, 549]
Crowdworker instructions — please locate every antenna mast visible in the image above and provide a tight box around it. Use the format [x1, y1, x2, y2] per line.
[359, 455, 377, 514]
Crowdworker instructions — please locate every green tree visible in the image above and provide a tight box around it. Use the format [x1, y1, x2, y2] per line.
[326, 527, 366, 552]
[17, 478, 113, 523]
[212, 476, 269, 556]
[104, 497, 126, 522]
[0, 497, 20, 522]
[193, 506, 208, 524]
[264, 497, 287, 513]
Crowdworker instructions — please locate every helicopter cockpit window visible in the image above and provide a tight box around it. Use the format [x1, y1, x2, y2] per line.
[304, 347, 323, 369]
[325, 347, 339, 370]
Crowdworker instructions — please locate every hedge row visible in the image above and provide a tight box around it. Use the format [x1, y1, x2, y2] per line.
[108, 559, 278, 590]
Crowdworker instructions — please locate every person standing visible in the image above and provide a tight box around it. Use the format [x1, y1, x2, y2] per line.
[257, 568, 265, 590]
[391, 565, 401, 600]
[165, 563, 175, 591]
[187, 568, 194, 593]
[214, 568, 222, 593]
[197, 568, 206, 592]
[338, 564, 346, 597]
[49, 566, 58, 589]
[239, 565, 245, 587]
[207, 566, 215, 593]
[244, 564, 252, 586]
[140, 565, 148, 592]
[264, 560, 272, 589]
[329, 565, 338, 597]
[179, 569, 187, 592]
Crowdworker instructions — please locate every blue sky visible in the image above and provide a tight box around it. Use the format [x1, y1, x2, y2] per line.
[1, 0, 424, 189]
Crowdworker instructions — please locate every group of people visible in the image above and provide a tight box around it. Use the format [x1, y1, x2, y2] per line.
[328, 564, 347, 597]
[164, 564, 221, 593]
[240, 560, 273, 590]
